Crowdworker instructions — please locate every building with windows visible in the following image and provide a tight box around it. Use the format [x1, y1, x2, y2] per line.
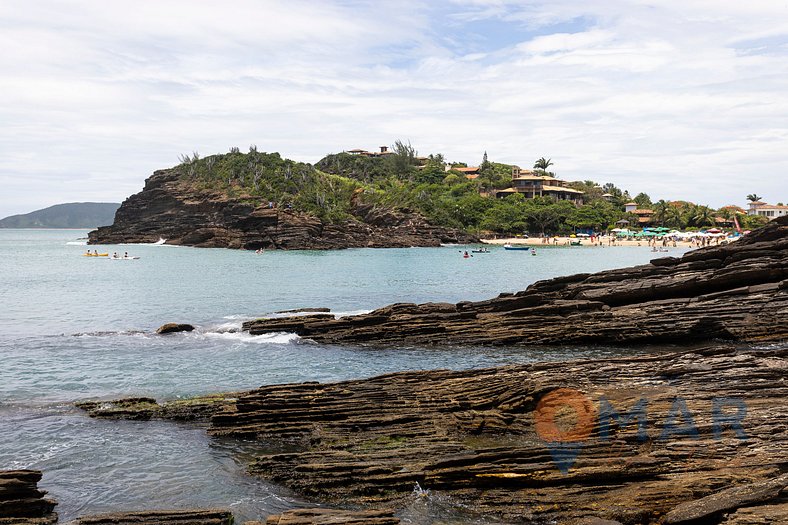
[748, 201, 788, 220]
[495, 166, 584, 205]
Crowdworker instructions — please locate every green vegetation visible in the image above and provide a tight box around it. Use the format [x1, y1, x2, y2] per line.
[0, 202, 120, 228]
[175, 145, 763, 236]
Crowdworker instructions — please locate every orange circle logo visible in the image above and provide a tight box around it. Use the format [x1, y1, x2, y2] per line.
[534, 388, 597, 442]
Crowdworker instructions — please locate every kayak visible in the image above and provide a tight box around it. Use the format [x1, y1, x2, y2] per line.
[83, 253, 109, 257]
[471, 249, 490, 253]
[503, 245, 530, 251]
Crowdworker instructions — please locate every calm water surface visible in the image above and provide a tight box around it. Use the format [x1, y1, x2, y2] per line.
[0, 229, 689, 521]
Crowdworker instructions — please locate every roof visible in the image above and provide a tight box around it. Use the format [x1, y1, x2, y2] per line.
[633, 209, 654, 215]
[453, 166, 479, 173]
[602, 193, 614, 197]
[347, 149, 368, 153]
[748, 201, 766, 205]
[512, 175, 558, 181]
[542, 185, 584, 194]
[625, 202, 638, 206]
[465, 174, 479, 180]
[496, 188, 519, 193]
[638, 217, 651, 223]
[756, 204, 788, 209]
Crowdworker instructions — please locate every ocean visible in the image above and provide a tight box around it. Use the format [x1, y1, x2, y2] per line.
[0, 229, 690, 522]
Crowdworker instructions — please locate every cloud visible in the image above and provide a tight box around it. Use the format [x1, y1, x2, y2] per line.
[0, 0, 787, 217]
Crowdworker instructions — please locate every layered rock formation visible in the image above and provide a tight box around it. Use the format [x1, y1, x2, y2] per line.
[88, 169, 475, 249]
[245, 215, 788, 345]
[0, 470, 57, 524]
[208, 345, 788, 524]
[65, 510, 234, 525]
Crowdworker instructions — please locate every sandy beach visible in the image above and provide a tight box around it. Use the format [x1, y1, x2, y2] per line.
[480, 235, 722, 248]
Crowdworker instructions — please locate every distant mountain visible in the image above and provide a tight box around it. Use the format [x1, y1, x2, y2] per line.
[0, 202, 120, 228]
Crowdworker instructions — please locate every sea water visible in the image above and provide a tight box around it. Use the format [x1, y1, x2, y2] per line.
[0, 229, 689, 521]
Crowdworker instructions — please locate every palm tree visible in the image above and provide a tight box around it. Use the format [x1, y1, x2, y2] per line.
[533, 157, 553, 172]
[746, 194, 762, 202]
[692, 205, 715, 227]
[653, 200, 669, 226]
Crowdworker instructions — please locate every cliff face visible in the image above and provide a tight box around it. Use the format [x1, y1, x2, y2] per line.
[88, 169, 476, 249]
[245, 215, 788, 345]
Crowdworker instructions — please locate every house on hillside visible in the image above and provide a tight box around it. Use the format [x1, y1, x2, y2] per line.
[748, 201, 788, 220]
[346, 146, 395, 157]
[453, 166, 480, 180]
[624, 202, 654, 225]
[495, 166, 584, 205]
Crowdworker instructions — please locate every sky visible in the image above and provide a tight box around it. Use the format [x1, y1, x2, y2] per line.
[1, 0, 787, 217]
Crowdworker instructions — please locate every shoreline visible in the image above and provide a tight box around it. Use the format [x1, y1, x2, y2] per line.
[481, 235, 735, 247]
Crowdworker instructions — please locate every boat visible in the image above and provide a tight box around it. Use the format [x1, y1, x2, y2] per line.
[570, 241, 582, 246]
[471, 248, 491, 253]
[110, 256, 140, 260]
[83, 253, 109, 257]
[503, 244, 530, 251]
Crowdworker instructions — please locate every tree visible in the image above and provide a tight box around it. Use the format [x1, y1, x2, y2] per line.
[533, 157, 553, 172]
[633, 192, 652, 207]
[691, 205, 715, 227]
[746, 194, 762, 202]
[653, 200, 670, 226]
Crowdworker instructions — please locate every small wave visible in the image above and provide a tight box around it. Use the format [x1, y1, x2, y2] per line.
[333, 309, 371, 318]
[201, 331, 300, 344]
[72, 330, 147, 338]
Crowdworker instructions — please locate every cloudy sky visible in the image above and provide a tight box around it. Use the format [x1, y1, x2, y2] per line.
[1, 0, 787, 217]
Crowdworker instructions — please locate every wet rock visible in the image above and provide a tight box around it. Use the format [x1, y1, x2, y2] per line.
[88, 169, 476, 249]
[0, 470, 57, 524]
[208, 345, 788, 524]
[243, 216, 788, 346]
[263, 508, 399, 525]
[75, 393, 237, 421]
[66, 509, 233, 525]
[156, 323, 195, 334]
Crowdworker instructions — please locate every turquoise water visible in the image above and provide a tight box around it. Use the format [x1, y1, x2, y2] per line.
[0, 229, 689, 521]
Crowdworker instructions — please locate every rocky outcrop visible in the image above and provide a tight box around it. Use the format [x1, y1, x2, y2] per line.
[245, 216, 788, 346]
[88, 169, 476, 249]
[0, 470, 57, 524]
[75, 393, 237, 421]
[156, 323, 195, 334]
[208, 344, 788, 524]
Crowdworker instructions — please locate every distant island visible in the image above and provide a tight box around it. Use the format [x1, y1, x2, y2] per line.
[0, 202, 120, 229]
[89, 143, 772, 249]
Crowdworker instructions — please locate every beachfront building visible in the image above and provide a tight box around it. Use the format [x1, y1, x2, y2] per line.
[495, 166, 584, 204]
[748, 201, 788, 220]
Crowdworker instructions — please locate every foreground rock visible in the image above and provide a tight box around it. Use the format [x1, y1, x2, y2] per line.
[88, 168, 476, 249]
[0, 470, 57, 524]
[208, 344, 788, 524]
[245, 216, 788, 346]
[65, 510, 233, 525]
[263, 509, 399, 525]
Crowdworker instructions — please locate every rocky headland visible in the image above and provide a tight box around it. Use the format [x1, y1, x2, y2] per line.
[88, 167, 475, 250]
[244, 215, 788, 346]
